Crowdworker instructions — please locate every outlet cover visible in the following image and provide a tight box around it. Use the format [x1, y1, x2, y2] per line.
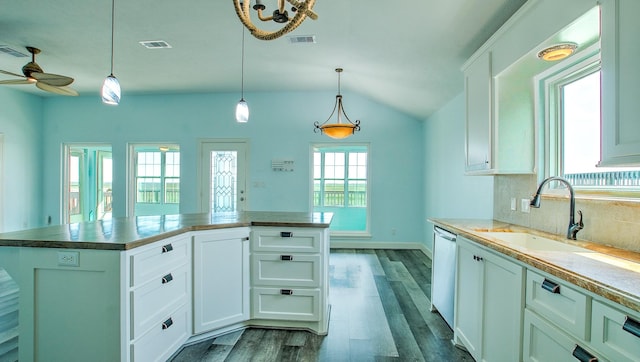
[521, 199, 531, 213]
[510, 197, 517, 211]
[58, 251, 80, 267]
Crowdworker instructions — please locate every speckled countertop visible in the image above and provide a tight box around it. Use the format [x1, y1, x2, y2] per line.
[430, 218, 640, 314]
[0, 211, 333, 251]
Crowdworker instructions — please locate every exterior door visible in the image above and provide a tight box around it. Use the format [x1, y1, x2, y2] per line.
[200, 141, 248, 213]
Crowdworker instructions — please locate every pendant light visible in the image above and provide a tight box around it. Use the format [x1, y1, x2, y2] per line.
[235, 27, 249, 123]
[233, 0, 318, 41]
[101, 0, 121, 105]
[314, 68, 361, 139]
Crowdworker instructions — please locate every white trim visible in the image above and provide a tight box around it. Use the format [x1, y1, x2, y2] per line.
[0, 134, 3, 232]
[329, 240, 432, 259]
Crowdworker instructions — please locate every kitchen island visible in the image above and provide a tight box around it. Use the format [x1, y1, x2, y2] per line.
[0, 211, 332, 362]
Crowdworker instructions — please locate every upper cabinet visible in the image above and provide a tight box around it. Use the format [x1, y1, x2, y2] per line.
[462, 0, 599, 175]
[599, 0, 640, 166]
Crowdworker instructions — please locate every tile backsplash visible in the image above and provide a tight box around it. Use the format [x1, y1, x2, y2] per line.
[494, 174, 640, 253]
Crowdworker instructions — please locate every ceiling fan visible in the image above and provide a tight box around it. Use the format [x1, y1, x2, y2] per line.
[0, 46, 78, 96]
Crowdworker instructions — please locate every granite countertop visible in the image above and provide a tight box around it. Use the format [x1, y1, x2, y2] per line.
[430, 218, 640, 314]
[0, 211, 333, 251]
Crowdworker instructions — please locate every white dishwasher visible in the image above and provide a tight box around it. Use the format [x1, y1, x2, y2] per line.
[431, 226, 456, 329]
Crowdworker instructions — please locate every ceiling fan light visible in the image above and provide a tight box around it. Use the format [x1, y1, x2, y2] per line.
[102, 74, 121, 105]
[236, 98, 249, 123]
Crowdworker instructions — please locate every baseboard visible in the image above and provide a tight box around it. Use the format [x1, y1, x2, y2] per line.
[330, 240, 432, 259]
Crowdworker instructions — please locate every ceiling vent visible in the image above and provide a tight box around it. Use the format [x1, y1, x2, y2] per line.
[139, 40, 172, 49]
[288, 35, 316, 44]
[0, 45, 28, 57]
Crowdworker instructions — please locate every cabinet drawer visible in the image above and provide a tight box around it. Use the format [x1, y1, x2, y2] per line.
[131, 264, 189, 339]
[591, 300, 640, 362]
[251, 228, 321, 253]
[251, 253, 321, 287]
[526, 269, 590, 339]
[130, 235, 189, 287]
[251, 287, 320, 321]
[523, 308, 606, 362]
[131, 303, 189, 362]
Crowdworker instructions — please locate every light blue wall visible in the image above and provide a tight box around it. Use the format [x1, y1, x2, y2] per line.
[39, 90, 425, 244]
[423, 92, 494, 250]
[0, 88, 44, 232]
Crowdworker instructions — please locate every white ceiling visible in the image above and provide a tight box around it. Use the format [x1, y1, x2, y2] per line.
[0, 0, 526, 119]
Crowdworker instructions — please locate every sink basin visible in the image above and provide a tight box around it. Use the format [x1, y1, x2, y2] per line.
[479, 232, 590, 252]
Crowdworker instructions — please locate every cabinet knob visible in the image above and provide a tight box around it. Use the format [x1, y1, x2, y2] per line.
[541, 278, 560, 294]
[162, 273, 173, 284]
[623, 316, 640, 339]
[280, 255, 293, 261]
[161, 243, 173, 253]
[572, 344, 598, 362]
[280, 289, 294, 295]
[162, 317, 174, 330]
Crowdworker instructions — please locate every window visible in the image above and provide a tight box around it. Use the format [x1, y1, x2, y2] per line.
[539, 47, 640, 194]
[130, 144, 180, 216]
[313, 144, 369, 235]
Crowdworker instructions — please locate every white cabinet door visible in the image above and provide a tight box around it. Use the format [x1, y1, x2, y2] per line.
[600, 0, 640, 166]
[464, 51, 493, 173]
[193, 228, 250, 334]
[454, 236, 524, 362]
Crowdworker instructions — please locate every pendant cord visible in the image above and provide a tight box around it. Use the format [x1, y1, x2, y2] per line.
[110, 0, 115, 75]
[241, 27, 245, 98]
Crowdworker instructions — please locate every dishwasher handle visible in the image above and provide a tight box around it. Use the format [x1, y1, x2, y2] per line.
[434, 227, 456, 241]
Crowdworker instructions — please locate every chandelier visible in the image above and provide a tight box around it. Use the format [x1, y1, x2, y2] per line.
[314, 68, 361, 139]
[233, 0, 318, 41]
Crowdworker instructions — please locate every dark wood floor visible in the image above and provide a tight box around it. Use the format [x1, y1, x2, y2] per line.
[170, 249, 473, 361]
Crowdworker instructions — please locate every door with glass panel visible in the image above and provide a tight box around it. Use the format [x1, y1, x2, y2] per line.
[200, 141, 247, 213]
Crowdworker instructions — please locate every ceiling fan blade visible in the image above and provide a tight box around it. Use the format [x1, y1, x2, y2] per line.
[36, 82, 78, 96]
[0, 78, 35, 85]
[31, 72, 74, 86]
[0, 69, 28, 78]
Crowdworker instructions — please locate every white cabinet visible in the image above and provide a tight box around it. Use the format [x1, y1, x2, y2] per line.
[250, 227, 329, 335]
[192, 227, 250, 334]
[454, 236, 524, 361]
[600, 0, 640, 166]
[126, 234, 191, 362]
[464, 50, 493, 173]
[591, 300, 640, 361]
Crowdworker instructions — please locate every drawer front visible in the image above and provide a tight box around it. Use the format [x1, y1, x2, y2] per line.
[591, 300, 640, 362]
[251, 253, 321, 287]
[131, 303, 189, 362]
[131, 264, 189, 339]
[251, 287, 320, 321]
[523, 309, 606, 362]
[130, 235, 189, 287]
[251, 228, 321, 253]
[526, 269, 589, 339]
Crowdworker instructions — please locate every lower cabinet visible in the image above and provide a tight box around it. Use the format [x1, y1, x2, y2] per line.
[454, 236, 524, 362]
[192, 228, 250, 334]
[591, 300, 640, 361]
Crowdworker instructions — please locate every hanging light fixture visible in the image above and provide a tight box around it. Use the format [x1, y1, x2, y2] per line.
[314, 68, 361, 139]
[235, 27, 249, 123]
[101, 0, 121, 105]
[233, 0, 318, 41]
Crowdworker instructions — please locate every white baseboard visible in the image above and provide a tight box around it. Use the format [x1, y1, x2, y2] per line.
[330, 240, 432, 259]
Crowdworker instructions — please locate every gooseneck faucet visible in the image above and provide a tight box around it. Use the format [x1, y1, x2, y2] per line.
[530, 176, 584, 240]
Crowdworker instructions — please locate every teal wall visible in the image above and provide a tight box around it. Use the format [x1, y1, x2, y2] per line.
[0, 88, 44, 232]
[33, 90, 425, 244]
[423, 92, 494, 251]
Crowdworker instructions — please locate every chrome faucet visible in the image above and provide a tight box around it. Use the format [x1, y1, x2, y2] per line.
[530, 176, 584, 240]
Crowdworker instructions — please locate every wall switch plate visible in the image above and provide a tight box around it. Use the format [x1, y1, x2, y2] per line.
[521, 199, 531, 213]
[58, 251, 80, 267]
[510, 197, 517, 211]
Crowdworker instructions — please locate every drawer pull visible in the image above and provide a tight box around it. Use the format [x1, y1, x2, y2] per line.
[280, 289, 294, 295]
[162, 317, 173, 330]
[280, 255, 293, 261]
[280, 231, 293, 238]
[161, 273, 173, 284]
[541, 278, 560, 294]
[572, 345, 598, 362]
[161, 243, 173, 253]
[623, 316, 640, 339]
